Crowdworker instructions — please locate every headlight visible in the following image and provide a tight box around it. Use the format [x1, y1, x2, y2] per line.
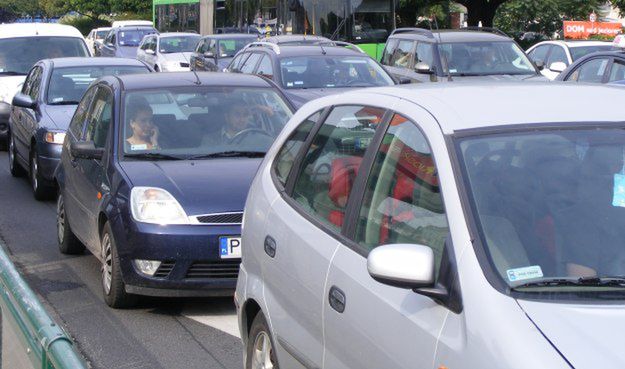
[162, 61, 182, 71]
[44, 131, 66, 144]
[130, 187, 189, 225]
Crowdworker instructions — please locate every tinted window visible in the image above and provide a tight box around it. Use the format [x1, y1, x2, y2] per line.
[28, 67, 43, 100]
[415, 42, 435, 68]
[218, 38, 256, 57]
[608, 60, 625, 83]
[547, 46, 568, 65]
[68, 87, 98, 139]
[273, 111, 320, 187]
[570, 45, 613, 61]
[229, 53, 249, 72]
[567, 58, 609, 83]
[85, 87, 113, 148]
[96, 30, 109, 39]
[354, 115, 448, 279]
[381, 38, 399, 65]
[389, 40, 414, 68]
[0, 37, 89, 75]
[118, 29, 156, 47]
[256, 55, 274, 78]
[240, 53, 262, 73]
[159, 35, 201, 53]
[291, 106, 385, 230]
[528, 44, 550, 62]
[439, 41, 535, 76]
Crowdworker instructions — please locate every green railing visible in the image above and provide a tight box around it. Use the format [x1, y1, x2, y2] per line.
[0, 243, 87, 369]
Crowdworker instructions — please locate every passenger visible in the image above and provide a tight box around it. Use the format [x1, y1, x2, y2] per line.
[125, 103, 160, 150]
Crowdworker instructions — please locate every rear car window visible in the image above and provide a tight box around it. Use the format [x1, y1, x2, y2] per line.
[0, 37, 89, 75]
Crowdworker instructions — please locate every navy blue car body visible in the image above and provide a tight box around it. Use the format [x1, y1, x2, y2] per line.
[55, 72, 294, 307]
[555, 49, 625, 83]
[8, 57, 151, 200]
[100, 27, 159, 58]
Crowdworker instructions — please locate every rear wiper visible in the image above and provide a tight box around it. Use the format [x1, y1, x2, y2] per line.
[124, 152, 184, 160]
[48, 101, 80, 105]
[512, 276, 625, 290]
[0, 71, 26, 76]
[187, 151, 265, 160]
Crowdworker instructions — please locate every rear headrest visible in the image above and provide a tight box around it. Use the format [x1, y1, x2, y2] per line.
[328, 156, 363, 208]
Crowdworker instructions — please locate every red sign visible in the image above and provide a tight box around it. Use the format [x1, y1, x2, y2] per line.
[563, 21, 622, 39]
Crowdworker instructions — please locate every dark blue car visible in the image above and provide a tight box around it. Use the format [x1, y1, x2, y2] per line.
[55, 72, 293, 308]
[8, 57, 151, 200]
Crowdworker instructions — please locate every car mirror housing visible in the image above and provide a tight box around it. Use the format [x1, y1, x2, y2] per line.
[415, 62, 434, 75]
[367, 244, 435, 289]
[70, 140, 104, 160]
[549, 61, 567, 73]
[12, 93, 37, 110]
[145, 49, 155, 55]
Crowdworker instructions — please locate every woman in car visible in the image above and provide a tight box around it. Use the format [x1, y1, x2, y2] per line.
[125, 103, 160, 150]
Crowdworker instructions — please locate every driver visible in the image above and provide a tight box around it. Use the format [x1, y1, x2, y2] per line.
[201, 101, 252, 147]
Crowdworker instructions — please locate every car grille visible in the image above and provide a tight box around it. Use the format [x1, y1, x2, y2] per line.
[154, 261, 175, 278]
[180, 62, 190, 68]
[185, 260, 240, 279]
[194, 212, 243, 225]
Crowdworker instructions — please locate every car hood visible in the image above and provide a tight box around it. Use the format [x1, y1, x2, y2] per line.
[283, 87, 355, 108]
[118, 46, 139, 58]
[42, 104, 78, 130]
[450, 74, 547, 82]
[518, 299, 625, 368]
[0, 76, 27, 104]
[162, 52, 193, 63]
[119, 158, 262, 216]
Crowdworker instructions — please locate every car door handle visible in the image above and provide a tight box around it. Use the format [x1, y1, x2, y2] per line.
[264, 236, 276, 258]
[329, 286, 346, 313]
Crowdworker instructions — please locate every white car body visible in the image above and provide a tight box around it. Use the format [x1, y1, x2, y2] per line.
[527, 40, 613, 80]
[136, 33, 200, 72]
[236, 82, 625, 369]
[86, 27, 111, 55]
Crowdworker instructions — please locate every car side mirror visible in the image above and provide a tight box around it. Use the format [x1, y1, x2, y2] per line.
[415, 62, 434, 75]
[204, 51, 215, 58]
[70, 140, 104, 160]
[367, 244, 435, 289]
[12, 93, 37, 110]
[145, 49, 155, 55]
[534, 59, 545, 70]
[549, 61, 567, 73]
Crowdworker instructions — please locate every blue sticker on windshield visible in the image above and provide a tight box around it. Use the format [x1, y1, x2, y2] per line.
[507, 265, 543, 282]
[613, 174, 625, 207]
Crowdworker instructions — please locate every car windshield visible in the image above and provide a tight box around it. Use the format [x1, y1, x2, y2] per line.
[47, 66, 148, 105]
[159, 35, 201, 53]
[122, 87, 292, 159]
[457, 127, 625, 295]
[217, 38, 256, 57]
[438, 41, 536, 76]
[96, 30, 110, 40]
[119, 29, 156, 47]
[0, 37, 89, 75]
[279, 55, 395, 89]
[570, 45, 614, 61]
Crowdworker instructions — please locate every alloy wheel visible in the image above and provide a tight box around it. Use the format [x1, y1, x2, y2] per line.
[101, 233, 113, 295]
[251, 331, 275, 369]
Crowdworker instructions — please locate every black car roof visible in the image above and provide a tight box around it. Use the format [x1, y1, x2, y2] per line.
[202, 33, 258, 40]
[109, 71, 274, 90]
[257, 44, 367, 58]
[391, 30, 510, 43]
[47, 57, 148, 68]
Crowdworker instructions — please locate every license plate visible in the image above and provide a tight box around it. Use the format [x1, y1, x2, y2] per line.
[219, 236, 241, 259]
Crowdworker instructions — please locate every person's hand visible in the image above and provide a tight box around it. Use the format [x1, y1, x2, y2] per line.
[150, 126, 160, 148]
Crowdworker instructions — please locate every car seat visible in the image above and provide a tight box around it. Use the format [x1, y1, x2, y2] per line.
[327, 156, 363, 227]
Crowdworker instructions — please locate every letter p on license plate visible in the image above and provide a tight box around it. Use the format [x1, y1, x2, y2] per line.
[219, 236, 242, 259]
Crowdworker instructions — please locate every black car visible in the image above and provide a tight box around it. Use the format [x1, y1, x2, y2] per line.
[555, 49, 625, 84]
[380, 27, 545, 83]
[226, 42, 396, 107]
[8, 57, 151, 200]
[190, 33, 258, 72]
[55, 72, 293, 308]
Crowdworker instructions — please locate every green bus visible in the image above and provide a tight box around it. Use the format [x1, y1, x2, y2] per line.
[153, 0, 395, 60]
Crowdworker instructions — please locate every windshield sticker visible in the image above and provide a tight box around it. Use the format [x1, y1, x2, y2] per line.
[613, 173, 625, 207]
[130, 144, 148, 151]
[286, 82, 294, 87]
[294, 81, 304, 85]
[507, 265, 543, 282]
[52, 97, 64, 103]
[449, 68, 457, 73]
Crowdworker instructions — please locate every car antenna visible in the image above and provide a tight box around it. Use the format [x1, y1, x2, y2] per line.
[430, 14, 453, 82]
[319, 42, 327, 55]
[180, 48, 202, 85]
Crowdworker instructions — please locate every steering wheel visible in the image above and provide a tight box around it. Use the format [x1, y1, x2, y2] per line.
[228, 128, 272, 144]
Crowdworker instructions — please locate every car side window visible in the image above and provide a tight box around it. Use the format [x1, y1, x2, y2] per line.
[256, 55, 274, 78]
[547, 46, 568, 66]
[567, 57, 610, 83]
[111, 32, 117, 46]
[21, 67, 37, 95]
[381, 38, 399, 65]
[68, 87, 98, 139]
[240, 53, 262, 73]
[529, 45, 550, 63]
[608, 59, 625, 83]
[28, 67, 43, 100]
[354, 114, 448, 277]
[195, 39, 205, 53]
[230, 53, 250, 72]
[208, 39, 218, 55]
[390, 40, 415, 68]
[291, 106, 386, 231]
[84, 87, 113, 148]
[415, 42, 435, 68]
[273, 111, 321, 187]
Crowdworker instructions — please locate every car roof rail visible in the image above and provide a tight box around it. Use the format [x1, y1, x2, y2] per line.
[390, 27, 435, 39]
[316, 40, 366, 54]
[460, 26, 510, 38]
[243, 41, 281, 54]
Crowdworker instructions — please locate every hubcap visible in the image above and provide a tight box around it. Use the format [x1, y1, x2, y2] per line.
[31, 155, 38, 191]
[57, 195, 65, 243]
[251, 331, 274, 369]
[102, 234, 112, 295]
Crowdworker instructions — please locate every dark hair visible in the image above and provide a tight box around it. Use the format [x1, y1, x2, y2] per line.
[128, 101, 152, 122]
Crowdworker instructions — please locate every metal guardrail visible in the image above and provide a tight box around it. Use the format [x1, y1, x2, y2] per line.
[0, 242, 87, 369]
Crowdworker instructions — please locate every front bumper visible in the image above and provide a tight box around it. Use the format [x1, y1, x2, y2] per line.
[36, 141, 63, 182]
[111, 215, 241, 296]
[0, 102, 10, 141]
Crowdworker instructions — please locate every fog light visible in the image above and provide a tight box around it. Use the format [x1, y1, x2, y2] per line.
[133, 259, 161, 276]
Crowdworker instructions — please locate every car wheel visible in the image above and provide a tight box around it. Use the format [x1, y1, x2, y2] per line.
[246, 313, 279, 369]
[57, 192, 85, 254]
[101, 221, 137, 308]
[8, 132, 25, 177]
[30, 149, 54, 200]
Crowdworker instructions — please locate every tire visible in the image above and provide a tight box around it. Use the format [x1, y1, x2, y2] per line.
[101, 222, 137, 308]
[245, 313, 279, 369]
[30, 148, 55, 200]
[57, 192, 85, 255]
[8, 132, 25, 177]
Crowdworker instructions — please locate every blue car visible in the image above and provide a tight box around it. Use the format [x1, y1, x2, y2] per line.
[99, 26, 158, 58]
[55, 72, 293, 308]
[9, 57, 151, 200]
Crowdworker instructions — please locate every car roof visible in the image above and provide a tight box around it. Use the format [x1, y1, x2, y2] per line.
[255, 44, 366, 57]
[158, 32, 200, 38]
[96, 27, 112, 31]
[113, 26, 156, 33]
[47, 57, 148, 68]
[110, 71, 274, 90]
[0, 23, 84, 39]
[265, 34, 330, 43]
[343, 82, 625, 134]
[203, 33, 258, 40]
[391, 30, 510, 43]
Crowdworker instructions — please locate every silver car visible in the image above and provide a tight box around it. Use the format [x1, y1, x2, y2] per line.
[136, 32, 200, 72]
[236, 82, 625, 369]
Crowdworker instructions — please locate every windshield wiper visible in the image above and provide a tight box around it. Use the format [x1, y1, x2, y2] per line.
[124, 152, 184, 160]
[187, 151, 265, 160]
[48, 100, 80, 106]
[512, 276, 625, 290]
[0, 71, 27, 76]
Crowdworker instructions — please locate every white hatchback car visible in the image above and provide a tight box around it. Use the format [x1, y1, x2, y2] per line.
[527, 40, 613, 79]
[136, 32, 201, 72]
[236, 82, 625, 369]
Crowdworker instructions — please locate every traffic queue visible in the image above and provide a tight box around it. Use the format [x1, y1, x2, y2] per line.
[1, 20, 625, 369]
